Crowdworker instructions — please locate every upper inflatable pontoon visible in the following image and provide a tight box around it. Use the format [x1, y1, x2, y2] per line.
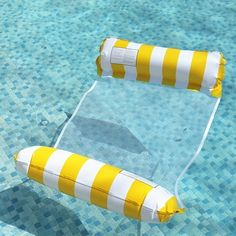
[96, 38, 225, 97]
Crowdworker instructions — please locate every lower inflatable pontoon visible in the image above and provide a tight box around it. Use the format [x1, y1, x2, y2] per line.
[14, 38, 225, 227]
[14, 146, 183, 223]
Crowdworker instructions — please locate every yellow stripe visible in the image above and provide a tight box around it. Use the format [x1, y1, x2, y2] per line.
[136, 45, 154, 82]
[162, 48, 180, 86]
[28, 146, 56, 184]
[90, 164, 121, 209]
[58, 154, 89, 196]
[187, 51, 208, 91]
[124, 180, 153, 219]
[111, 39, 129, 78]
[113, 39, 129, 48]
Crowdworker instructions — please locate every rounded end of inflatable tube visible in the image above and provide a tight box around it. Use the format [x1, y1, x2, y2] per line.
[211, 54, 226, 98]
[157, 196, 185, 222]
[211, 80, 222, 98]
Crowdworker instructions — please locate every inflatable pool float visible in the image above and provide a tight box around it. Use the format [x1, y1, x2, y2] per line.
[15, 38, 225, 225]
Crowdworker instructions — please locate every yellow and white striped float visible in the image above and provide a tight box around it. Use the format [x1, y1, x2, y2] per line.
[96, 38, 225, 97]
[14, 146, 183, 223]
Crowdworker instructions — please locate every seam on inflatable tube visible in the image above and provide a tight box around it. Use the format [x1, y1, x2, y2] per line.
[174, 97, 221, 208]
[54, 81, 98, 148]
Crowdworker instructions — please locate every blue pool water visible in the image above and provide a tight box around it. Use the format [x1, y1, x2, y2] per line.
[0, 0, 235, 235]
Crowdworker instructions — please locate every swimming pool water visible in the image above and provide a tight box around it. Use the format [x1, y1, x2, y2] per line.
[0, 0, 235, 235]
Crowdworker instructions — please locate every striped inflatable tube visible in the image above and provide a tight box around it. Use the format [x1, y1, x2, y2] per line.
[14, 146, 184, 223]
[96, 38, 226, 97]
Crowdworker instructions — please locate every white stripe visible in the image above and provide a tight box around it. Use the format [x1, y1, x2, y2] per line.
[124, 65, 137, 81]
[43, 150, 73, 190]
[127, 42, 142, 50]
[107, 173, 135, 215]
[175, 50, 194, 88]
[141, 188, 159, 222]
[154, 186, 173, 211]
[101, 38, 117, 76]
[74, 159, 105, 202]
[124, 42, 141, 80]
[200, 52, 221, 92]
[150, 47, 167, 84]
[16, 146, 39, 176]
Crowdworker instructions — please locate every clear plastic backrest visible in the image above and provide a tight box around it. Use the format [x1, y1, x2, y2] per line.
[55, 78, 219, 234]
